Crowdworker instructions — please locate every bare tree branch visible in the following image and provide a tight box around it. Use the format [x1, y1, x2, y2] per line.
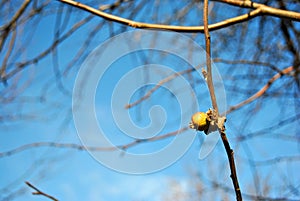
[204, 0, 218, 114]
[126, 58, 286, 110]
[58, 0, 300, 33]
[3, 15, 94, 81]
[203, 0, 242, 200]
[25, 181, 58, 201]
[0, 23, 17, 83]
[225, 66, 294, 115]
[0, 0, 31, 51]
[0, 127, 188, 158]
[215, 0, 300, 21]
[125, 67, 197, 109]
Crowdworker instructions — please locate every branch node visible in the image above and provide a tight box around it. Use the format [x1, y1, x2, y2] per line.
[201, 67, 207, 81]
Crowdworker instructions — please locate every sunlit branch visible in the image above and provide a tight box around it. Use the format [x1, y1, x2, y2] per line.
[0, 0, 31, 51]
[1, 24, 17, 83]
[25, 181, 58, 201]
[58, 0, 300, 33]
[203, 0, 242, 200]
[204, 0, 218, 114]
[215, 0, 300, 21]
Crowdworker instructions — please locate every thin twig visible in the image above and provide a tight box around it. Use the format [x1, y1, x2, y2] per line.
[1, 23, 17, 83]
[215, 0, 300, 21]
[203, 0, 218, 114]
[0, 0, 31, 51]
[35, 68, 293, 167]
[126, 58, 283, 110]
[3, 15, 94, 81]
[203, 0, 242, 200]
[219, 130, 242, 201]
[0, 0, 31, 31]
[200, 175, 299, 201]
[225, 66, 294, 115]
[99, 0, 130, 11]
[58, 0, 300, 33]
[125, 68, 197, 109]
[213, 58, 282, 73]
[25, 181, 58, 201]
